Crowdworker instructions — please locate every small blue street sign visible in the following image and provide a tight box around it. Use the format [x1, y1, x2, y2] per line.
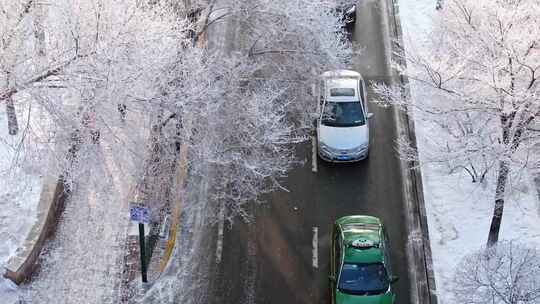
[130, 205, 150, 224]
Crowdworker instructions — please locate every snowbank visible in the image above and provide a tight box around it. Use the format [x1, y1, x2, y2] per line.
[0, 96, 53, 301]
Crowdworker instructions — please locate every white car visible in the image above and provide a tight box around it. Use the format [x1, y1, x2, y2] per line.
[315, 70, 373, 162]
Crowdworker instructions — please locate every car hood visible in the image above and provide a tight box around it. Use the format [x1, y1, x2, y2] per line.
[318, 124, 368, 150]
[336, 290, 394, 304]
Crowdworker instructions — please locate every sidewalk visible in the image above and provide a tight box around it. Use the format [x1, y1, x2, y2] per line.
[20, 111, 148, 303]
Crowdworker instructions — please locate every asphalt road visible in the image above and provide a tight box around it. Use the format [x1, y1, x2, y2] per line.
[208, 1, 412, 303]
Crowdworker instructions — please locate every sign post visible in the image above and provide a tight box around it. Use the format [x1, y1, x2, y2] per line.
[138, 223, 147, 283]
[130, 204, 150, 283]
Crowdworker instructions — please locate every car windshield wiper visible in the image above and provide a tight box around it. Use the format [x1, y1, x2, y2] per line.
[338, 287, 387, 296]
[322, 120, 339, 126]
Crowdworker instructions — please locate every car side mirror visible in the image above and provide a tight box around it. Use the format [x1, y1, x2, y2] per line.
[367, 113, 374, 119]
[328, 275, 336, 282]
[310, 113, 319, 127]
[390, 275, 399, 284]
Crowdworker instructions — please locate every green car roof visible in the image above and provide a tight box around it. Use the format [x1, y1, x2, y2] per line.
[336, 215, 384, 264]
[336, 290, 394, 304]
[336, 215, 381, 226]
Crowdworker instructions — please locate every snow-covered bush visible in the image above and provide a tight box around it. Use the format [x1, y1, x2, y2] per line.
[453, 241, 540, 304]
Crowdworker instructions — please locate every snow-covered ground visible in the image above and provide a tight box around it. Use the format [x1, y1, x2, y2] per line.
[399, 1, 540, 303]
[18, 112, 147, 303]
[0, 98, 48, 303]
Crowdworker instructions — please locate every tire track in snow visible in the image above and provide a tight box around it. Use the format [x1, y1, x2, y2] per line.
[241, 221, 258, 304]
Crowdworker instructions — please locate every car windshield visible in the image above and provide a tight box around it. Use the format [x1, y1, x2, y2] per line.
[338, 263, 389, 295]
[322, 101, 365, 127]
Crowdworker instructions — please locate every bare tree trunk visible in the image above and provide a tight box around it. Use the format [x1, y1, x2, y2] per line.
[487, 160, 509, 247]
[2, 70, 18, 135]
[5, 96, 19, 135]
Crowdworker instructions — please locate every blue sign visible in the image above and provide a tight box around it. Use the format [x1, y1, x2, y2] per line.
[130, 206, 150, 224]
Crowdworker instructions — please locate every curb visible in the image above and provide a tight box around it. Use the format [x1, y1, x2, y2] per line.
[384, 0, 438, 303]
[534, 144, 540, 204]
[158, 141, 189, 273]
[3, 176, 67, 285]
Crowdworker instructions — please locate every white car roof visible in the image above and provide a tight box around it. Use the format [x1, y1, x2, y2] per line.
[322, 70, 363, 102]
[327, 78, 358, 89]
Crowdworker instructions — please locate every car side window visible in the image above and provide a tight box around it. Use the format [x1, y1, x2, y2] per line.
[319, 80, 325, 106]
[334, 228, 342, 276]
[359, 79, 367, 112]
[382, 228, 393, 276]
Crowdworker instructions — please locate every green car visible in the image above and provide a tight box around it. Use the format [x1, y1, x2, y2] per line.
[330, 215, 398, 304]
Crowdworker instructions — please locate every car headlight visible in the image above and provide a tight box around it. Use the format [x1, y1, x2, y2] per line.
[318, 142, 334, 154]
[351, 144, 368, 154]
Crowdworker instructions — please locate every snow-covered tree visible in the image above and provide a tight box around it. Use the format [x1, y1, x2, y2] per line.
[1, 0, 45, 135]
[161, 52, 307, 222]
[373, 0, 540, 246]
[1, 0, 184, 174]
[452, 241, 540, 304]
[145, 0, 351, 222]
[2, 0, 350, 223]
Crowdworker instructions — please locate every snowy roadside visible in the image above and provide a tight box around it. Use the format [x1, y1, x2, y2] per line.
[0, 96, 52, 302]
[399, 1, 540, 303]
[138, 4, 230, 302]
[138, 166, 216, 304]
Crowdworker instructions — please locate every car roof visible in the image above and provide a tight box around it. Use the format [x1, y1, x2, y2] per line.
[322, 70, 363, 102]
[336, 215, 381, 226]
[327, 78, 358, 90]
[337, 216, 384, 264]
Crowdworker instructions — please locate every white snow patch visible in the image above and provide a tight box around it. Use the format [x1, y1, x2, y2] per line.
[0, 277, 20, 303]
